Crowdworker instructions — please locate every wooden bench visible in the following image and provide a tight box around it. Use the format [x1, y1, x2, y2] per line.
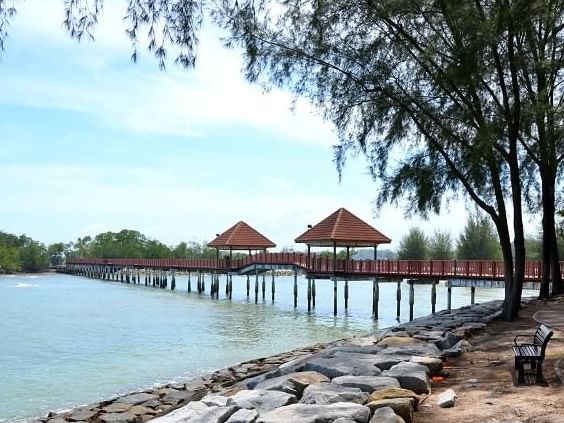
[512, 323, 553, 384]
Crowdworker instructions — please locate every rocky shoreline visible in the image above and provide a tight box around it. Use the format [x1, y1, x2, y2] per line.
[35, 300, 504, 423]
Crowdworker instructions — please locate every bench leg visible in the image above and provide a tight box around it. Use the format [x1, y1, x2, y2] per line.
[516, 360, 525, 384]
[535, 361, 544, 384]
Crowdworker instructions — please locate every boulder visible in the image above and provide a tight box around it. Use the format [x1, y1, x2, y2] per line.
[257, 403, 371, 423]
[330, 352, 409, 371]
[442, 340, 473, 357]
[378, 344, 442, 358]
[103, 403, 133, 413]
[408, 356, 443, 375]
[437, 389, 457, 408]
[331, 376, 400, 393]
[377, 337, 424, 348]
[162, 390, 200, 406]
[325, 345, 383, 356]
[367, 398, 414, 423]
[434, 332, 460, 350]
[68, 409, 96, 421]
[369, 407, 406, 423]
[225, 409, 259, 423]
[383, 362, 431, 395]
[201, 395, 235, 407]
[150, 405, 237, 423]
[116, 393, 159, 406]
[367, 388, 419, 410]
[299, 383, 369, 405]
[304, 357, 382, 379]
[229, 389, 297, 412]
[254, 371, 329, 397]
[98, 413, 139, 423]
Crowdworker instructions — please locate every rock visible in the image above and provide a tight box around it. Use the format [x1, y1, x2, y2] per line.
[369, 407, 405, 423]
[47, 418, 68, 423]
[229, 389, 297, 412]
[442, 340, 473, 357]
[367, 388, 419, 410]
[274, 355, 311, 376]
[367, 398, 414, 423]
[239, 371, 278, 389]
[99, 412, 139, 423]
[225, 409, 259, 423]
[103, 403, 133, 413]
[333, 418, 357, 423]
[325, 345, 383, 356]
[379, 343, 442, 358]
[437, 389, 457, 408]
[377, 337, 424, 347]
[201, 394, 235, 407]
[68, 409, 96, 421]
[383, 362, 431, 395]
[330, 352, 410, 371]
[128, 406, 157, 416]
[257, 403, 371, 423]
[162, 389, 200, 405]
[434, 332, 460, 350]
[254, 371, 329, 397]
[408, 356, 443, 375]
[150, 405, 237, 423]
[299, 383, 369, 405]
[304, 357, 382, 379]
[331, 376, 400, 393]
[116, 393, 159, 406]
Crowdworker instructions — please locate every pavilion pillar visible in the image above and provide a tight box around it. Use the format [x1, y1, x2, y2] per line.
[312, 278, 316, 308]
[293, 268, 298, 308]
[431, 280, 437, 313]
[271, 271, 275, 301]
[255, 268, 259, 303]
[409, 280, 415, 321]
[396, 280, 402, 320]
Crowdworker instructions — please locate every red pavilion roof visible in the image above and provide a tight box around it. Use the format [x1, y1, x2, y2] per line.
[208, 221, 276, 250]
[295, 208, 391, 247]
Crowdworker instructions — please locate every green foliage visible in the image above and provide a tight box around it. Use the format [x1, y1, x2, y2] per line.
[429, 230, 454, 260]
[47, 242, 66, 266]
[457, 215, 502, 260]
[397, 228, 429, 260]
[0, 231, 49, 273]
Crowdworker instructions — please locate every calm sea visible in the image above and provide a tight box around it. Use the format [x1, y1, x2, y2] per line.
[0, 272, 531, 421]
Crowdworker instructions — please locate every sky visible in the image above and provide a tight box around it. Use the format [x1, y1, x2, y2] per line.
[0, 2, 537, 251]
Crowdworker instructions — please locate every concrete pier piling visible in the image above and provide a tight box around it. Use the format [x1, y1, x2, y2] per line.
[271, 272, 275, 301]
[246, 275, 250, 297]
[344, 280, 349, 310]
[431, 280, 437, 314]
[396, 280, 402, 320]
[311, 278, 316, 308]
[262, 274, 266, 299]
[307, 278, 311, 312]
[373, 278, 379, 319]
[293, 270, 298, 308]
[333, 279, 337, 316]
[255, 270, 259, 303]
[187, 272, 191, 293]
[409, 280, 415, 321]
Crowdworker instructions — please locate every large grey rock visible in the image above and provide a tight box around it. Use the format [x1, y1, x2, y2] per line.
[162, 390, 200, 406]
[99, 413, 138, 423]
[434, 332, 460, 350]
[329, 352, 409, 371]
[299, 383, 369, 405]
[68, 409, 96, 421]
[304, 357, 382, 379]
[116, 393, 158, 405]
[369, 407, 405, 423]
[442, 340, 473, 357]
[331, 376, 400, 393]
[201, 394, 235, 407]
[383, 362, 430, 395]
[325, 345, 383, 357]
[408, 356, 443, 375]
[437, 388, 457, 408]
[257, 403, 371, 423]
[379, 343, 442, 358]
[368, 398, 413, 423]
[254, 371, 329, 397]
[225, 408, 259, 423]
[273, 355, 311, 376]
[229, 389, 296, 412]
[150, 405, 237, 423]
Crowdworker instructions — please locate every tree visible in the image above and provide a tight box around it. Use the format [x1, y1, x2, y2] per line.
[47, 242, 66, 266]
[397, 228, 429, 260]
[429, 230, 454, 260]
[457, 214, 502, 260]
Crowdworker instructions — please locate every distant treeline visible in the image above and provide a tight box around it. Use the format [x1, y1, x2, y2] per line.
[0, 232, 54, 273]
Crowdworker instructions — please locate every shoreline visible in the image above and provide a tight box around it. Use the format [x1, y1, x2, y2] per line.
[31, 298, 512, 423]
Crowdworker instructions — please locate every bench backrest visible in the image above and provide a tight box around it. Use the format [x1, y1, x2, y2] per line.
[534, 324, 554, 358]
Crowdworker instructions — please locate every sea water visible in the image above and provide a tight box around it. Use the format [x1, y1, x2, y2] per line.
[0, 272, 532, 421]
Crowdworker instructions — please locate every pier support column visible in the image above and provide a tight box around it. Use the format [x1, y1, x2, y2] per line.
[271, 271, 275, 301]
[201, 273, 205, 292]
[333, 279, 338, 316]
[373, 278, 379, 319]
[145, 269, 148, 286]
[164, 270, 168, 289]
[447, 282, 452, 311]
[431, 280, 437, 314]
[246, 275, 250, 297]
[312, 278, 316, 308]
[225, 274, 229, 296]
[228, 274, 233, 300]
[255, 269, 259, 303]
[137, 269, 140, 284]
[471, 286, 476, 305]
[307, 278, 312, 312]
[409, 280, 415, 321]
[197, 271, 201, 293]
[126, 269, 130, 284]
[344, 280, 349, 310]
[293, 270, 298, 308]
[187, 272, 191, 292]
[171, 270, 176, 291]
[262, 274, 266, 299]
[396, 281, 402, 321]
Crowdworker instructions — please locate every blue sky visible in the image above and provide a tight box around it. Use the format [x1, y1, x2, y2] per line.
[0, 1, 527, 250]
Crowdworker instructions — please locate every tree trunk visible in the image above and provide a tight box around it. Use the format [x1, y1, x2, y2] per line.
[492, 216, 516, 321]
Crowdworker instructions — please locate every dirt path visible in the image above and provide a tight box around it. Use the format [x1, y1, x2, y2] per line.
[414, 297, 564, 423]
